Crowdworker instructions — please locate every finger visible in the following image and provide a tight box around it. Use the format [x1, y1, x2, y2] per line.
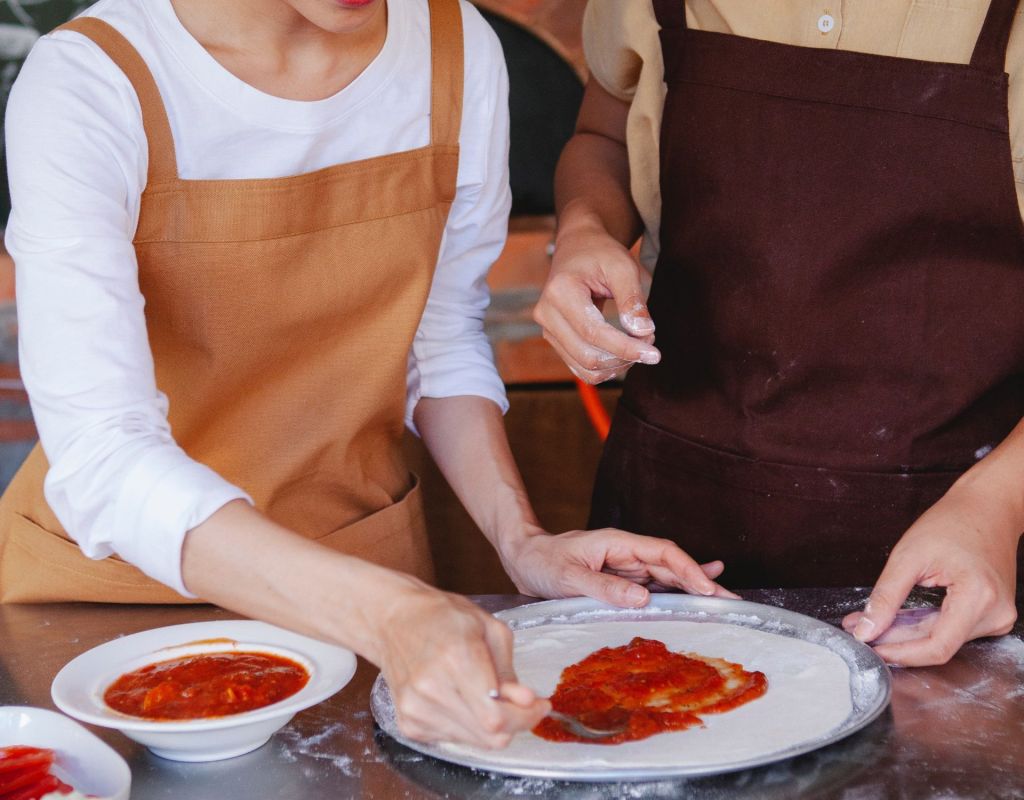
[701, 560, 725, 579]
[471, 621, 549, 735]
[542, 312, 647, 375]
[496, 682, 544, 708]
[855, 556, 920, 643]
[872, 590, 978, 667]
[396, 676, 495, 747]
[482, 620, 539, 708]
[618, 298, 656, 337]
[579, 303, 661, 364]
[652, 562, 740, 599]
[562, 564, 650, 607]
[545, 333, 628, 385]
[841, 611, 862, 633]
[598, 256, 655, 337]
[628, 536, 720, 596]
[869, 608, 941, 646]
[550, 286, 660, 365]
[693, 560, 741, 598]
[452, 641, 541, 745]
[644, 580, 679, 593]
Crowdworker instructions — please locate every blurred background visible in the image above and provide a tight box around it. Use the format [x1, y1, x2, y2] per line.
[0, 0, 622, 595]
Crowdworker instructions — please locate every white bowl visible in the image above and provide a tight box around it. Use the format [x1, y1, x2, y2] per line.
[0, 706, 131, 799]
[51, 620, 357, 762]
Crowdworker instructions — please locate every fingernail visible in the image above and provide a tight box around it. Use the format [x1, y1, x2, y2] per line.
[700, 584, 715, 596]
[626, 585, 647, 604]
[853, 618, 876, 642]
[621, 313, 655, 335]
[638, 350, 661, 365]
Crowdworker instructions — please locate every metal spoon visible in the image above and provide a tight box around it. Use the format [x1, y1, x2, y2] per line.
[546, 709, 629, 741]
[488, 689, 629, 741]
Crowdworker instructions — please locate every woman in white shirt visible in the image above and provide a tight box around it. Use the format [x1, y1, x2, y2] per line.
[0, 0, 732, 747]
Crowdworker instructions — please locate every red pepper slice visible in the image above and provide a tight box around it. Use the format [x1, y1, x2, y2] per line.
[0, 748, 54, 778]
[0, 772, 60, 800]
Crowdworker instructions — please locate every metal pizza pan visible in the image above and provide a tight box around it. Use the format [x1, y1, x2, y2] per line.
[371, 594, 891, 782]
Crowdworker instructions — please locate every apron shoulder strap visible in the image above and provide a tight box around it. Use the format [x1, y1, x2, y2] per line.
[57, 17, 179, 186]
[427, 0, 464, 149]
[653, 0, 687, 30]
[970, 0, 1020, 72]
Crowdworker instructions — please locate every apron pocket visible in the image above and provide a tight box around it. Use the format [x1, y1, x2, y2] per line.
[315, 475, 435, 585]
[591, 404, 965, 588]
[0, 513, 196, 605]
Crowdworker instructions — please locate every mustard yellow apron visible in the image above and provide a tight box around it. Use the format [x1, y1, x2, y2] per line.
[0, 0, 464, 602]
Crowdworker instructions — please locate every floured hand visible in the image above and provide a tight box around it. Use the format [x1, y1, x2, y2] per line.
[501, 528, 740, 607]
[842, 478, 1019, 667]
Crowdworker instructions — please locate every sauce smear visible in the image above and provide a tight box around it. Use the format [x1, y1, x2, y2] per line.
[104, 651, 309, 720]
[533, 637, 767, 745]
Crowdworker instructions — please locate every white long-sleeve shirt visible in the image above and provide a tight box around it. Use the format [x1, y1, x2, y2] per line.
[4, 0, 511, 596]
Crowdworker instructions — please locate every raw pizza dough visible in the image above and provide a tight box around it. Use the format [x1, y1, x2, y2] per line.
[440, 620, 853, 769]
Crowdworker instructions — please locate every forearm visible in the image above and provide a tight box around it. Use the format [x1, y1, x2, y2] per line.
[414, 395, 543, 560]
[180, 500, 423, 664]
[555, 132, 643, 247]
[951, 417, 1024, 541]
[554, 78, 643, 247]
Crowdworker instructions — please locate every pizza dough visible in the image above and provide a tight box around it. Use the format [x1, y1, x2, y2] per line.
[440, 620, 853, 769]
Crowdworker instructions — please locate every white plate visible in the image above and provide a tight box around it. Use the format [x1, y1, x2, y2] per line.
[52, 620, 357, 762]
[0, 706, 131, 799]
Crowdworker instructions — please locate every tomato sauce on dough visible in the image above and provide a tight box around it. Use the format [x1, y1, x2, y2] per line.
[533, 637, 767, 745]
[103, 651, 309, 720]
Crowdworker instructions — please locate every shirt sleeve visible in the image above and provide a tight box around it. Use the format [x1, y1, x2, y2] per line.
[405, 3, 510, 432]
[582, 0, 646, 101]
[4, 32, 251, 598]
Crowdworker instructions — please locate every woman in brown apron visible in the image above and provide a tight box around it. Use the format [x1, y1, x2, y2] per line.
[536, 0, 1024, 667]
[1, 0, 736, 747]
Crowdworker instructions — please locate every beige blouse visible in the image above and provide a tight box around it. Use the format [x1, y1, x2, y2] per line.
[582, 0, 1024, 268]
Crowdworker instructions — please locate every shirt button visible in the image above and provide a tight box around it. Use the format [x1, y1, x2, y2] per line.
[817, 13, 835, 33]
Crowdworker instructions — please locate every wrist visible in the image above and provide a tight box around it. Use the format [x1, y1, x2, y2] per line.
[495, 522, 548, 565]
[319, 561, 429, 666]
[480, 484, 547, 563]
[556, 199, 607, 242]
[949, 463, 1024, 545]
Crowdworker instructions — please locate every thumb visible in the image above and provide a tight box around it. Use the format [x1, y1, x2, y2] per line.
[482, 621, 546, 710]
[856, 558, 918, 643]
[564, 565, 650, 608]
[603, 256, 655, 338]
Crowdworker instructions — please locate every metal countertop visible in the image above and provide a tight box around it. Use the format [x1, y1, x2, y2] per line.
[1, 589, 1021, 799]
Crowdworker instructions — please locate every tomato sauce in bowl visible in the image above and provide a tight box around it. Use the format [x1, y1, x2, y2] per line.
[103, 651, 310, 721]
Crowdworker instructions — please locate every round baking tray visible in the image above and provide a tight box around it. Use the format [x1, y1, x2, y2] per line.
[371, 594, 891, 782]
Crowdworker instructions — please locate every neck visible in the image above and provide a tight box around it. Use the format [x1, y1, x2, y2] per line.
[169, 0, 388, 101]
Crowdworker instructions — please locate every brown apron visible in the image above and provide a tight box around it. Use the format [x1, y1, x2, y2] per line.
[591, 0, 1024, 587]
[0, 0, 466, 603]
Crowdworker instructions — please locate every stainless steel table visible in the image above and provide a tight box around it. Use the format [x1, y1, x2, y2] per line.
[2, 590, 1021, 799]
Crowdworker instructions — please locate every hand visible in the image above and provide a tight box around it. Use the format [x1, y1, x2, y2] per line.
[501, 528, 740, 607]
[842, 479, 1020, 667]
[373, 579, 550, 748]
[534, 210, 660, 384]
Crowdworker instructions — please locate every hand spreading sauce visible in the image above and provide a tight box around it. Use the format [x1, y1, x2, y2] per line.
[533, 637, 767, 745]
[103, 651, 309, 720]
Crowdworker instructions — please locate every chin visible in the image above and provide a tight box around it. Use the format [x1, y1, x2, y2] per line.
[291, 0, 384, 32]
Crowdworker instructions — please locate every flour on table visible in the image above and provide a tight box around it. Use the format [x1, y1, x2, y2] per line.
[440, 620, 853, 770]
